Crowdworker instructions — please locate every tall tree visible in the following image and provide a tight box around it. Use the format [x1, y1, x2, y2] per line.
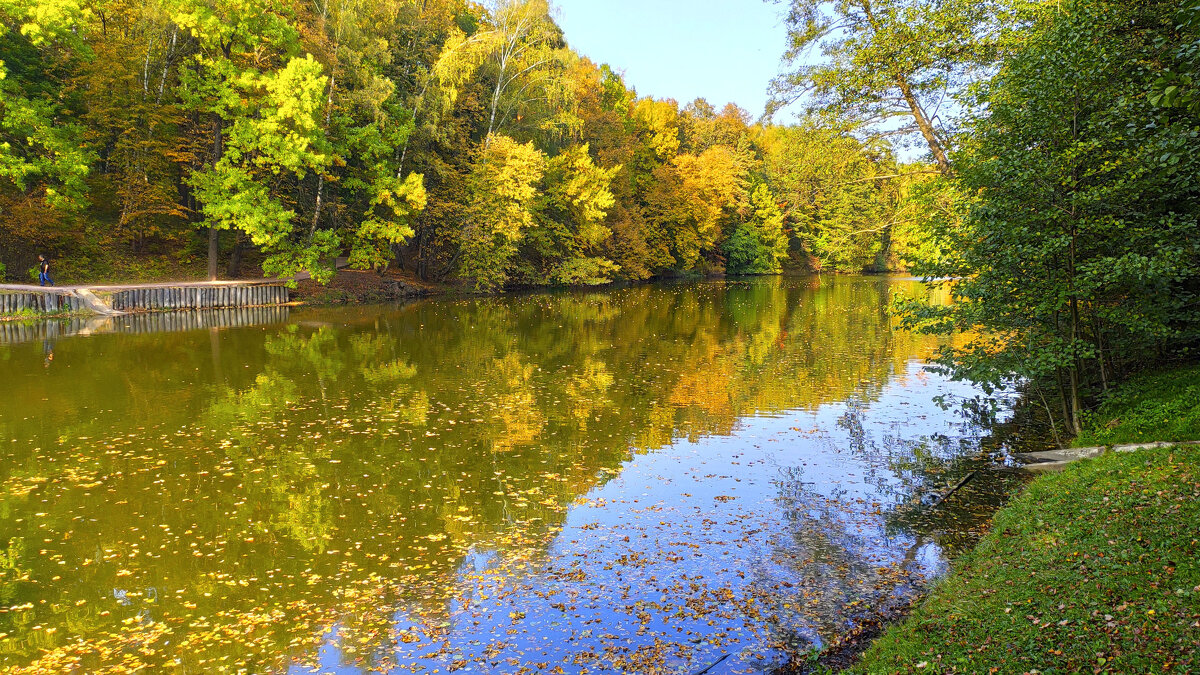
[770, 0, 1010, 173]
[724, 183, 789, 275]
[0, 0, 93, 219]
[431, 0, 561, 144]
[302, 0, 429, 273]
[458, 134, 546, 290]
[174, 0, 332, 280]
[758, 125, 906, 271]
[80, 0, 190, 254]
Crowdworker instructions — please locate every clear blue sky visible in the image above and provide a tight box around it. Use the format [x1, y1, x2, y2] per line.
[552, 0, 792, 119]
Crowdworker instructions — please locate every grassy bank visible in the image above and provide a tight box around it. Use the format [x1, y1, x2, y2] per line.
[1074, 364, 1200, 447]
[848, 368, 1200, 674]
[852, 448, 1200, 673]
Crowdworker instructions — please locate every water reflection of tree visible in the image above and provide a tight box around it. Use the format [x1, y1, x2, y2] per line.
[878, 399, 1037, 557]
[0, 276, 974, 672]
[757, 385, 1041, 660]
[759, 466, 927, 654]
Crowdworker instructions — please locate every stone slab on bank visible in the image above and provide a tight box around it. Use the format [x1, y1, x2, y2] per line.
[1015, 440, 1200, 472]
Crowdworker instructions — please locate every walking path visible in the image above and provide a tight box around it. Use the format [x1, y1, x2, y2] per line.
[0, 279, 283, 292]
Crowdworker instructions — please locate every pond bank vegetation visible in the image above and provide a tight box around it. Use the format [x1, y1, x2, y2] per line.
[793, 365, 1200, 674]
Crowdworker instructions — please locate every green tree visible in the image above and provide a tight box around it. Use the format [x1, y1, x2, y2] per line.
[175, 0, 333, 281]
[903, 0, 1200, 433]
[300, 0, 429, 274]
[1150, 2, 1200, 114]
[0, 0, 93, 212]
[758, 125, 908, 271]
[725, 184, 789, 274]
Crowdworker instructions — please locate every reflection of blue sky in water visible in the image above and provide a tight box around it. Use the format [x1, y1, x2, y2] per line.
[298, 362, 996, 674]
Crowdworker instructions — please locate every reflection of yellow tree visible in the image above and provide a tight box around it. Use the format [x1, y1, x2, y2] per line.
[0, 538, 26, 607]
[566, 357, 614, 429]
[490, 352, 546, 451]
[669, 349, 736, 426]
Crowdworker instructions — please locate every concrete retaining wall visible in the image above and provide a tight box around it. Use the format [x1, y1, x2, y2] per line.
[0, 291, 85, 314]
[108, 285, 289, 312]
[1, 283, 289, 317]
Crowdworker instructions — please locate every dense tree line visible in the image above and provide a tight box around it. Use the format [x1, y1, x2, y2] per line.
[780, 0, 1200, 433]
[0, 0, 929, 288]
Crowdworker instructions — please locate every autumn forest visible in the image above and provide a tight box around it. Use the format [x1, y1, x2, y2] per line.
[0, 0, 942, 290]
[3, 0, 1200, 671]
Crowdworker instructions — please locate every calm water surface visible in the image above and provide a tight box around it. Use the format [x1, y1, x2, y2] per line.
[0, 277, 1039, 673]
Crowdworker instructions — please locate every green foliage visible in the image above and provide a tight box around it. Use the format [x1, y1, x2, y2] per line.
[724, 184, 788, 275]
[180, 1, 334, 278]
[349, 172, 427, 271]
[773, 0, 1015, 171]
[1149, 2, 1200, 114]
[1075, 364, 1200, 447]
[886, 170, 959, 271]
[756, 125, 919, 271]
[855, 447, 1200, 673]
[0, 0, 94, 211]
[263, 228, 341, 286]
[903, 0, 1200, 431]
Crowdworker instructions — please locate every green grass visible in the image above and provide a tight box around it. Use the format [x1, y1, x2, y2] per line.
[1074, 364, 1200, 447]
[851, 447, 1200, 674]
[0, 307, 95, 321]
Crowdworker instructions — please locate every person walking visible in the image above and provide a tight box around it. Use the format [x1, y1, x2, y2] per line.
[38, 255, 53, 286]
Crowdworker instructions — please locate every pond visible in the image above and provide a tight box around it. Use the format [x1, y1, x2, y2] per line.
[0, 276, 1041, 674]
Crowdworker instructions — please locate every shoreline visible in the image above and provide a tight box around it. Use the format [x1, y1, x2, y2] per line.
[808, 364, 1200, 673]
[1, 267, 914, 317]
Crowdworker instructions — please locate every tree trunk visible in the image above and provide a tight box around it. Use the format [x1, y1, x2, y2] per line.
[311, 70, 336, 238]
[896, 76, 950, 174]
[1067, 198, 1082, 434]
[226, 234, 244, 278]
[1069, 300, 1083, 434]
[1056, 367, 1072, 433]
[208, 113, 224, 281]
[208, 228, 220, 281]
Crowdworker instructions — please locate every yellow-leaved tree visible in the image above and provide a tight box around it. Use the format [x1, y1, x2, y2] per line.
[459, 134, 547, 290]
